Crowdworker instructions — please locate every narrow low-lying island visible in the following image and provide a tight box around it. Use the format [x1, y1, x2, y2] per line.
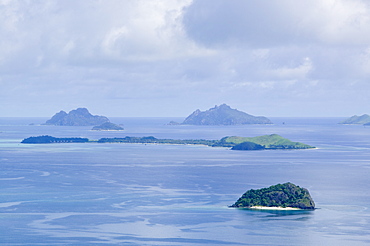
[21, 134, 315, 150]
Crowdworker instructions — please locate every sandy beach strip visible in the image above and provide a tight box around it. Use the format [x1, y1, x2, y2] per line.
[249, 206, 302, 210]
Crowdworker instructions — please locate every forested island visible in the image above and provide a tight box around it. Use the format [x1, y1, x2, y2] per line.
[230, 182, 315, 210]
[21, 135, 89, 144]
[225, 134, 313, 149]
[21, 134, 314, 150]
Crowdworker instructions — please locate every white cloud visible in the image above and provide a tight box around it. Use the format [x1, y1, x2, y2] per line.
[0, 0, 204, 68]
[311, 0, 370, 45]
[266, 57, 313, 80]
[184, 0, 370, 47]
[1, 0, 370, 117]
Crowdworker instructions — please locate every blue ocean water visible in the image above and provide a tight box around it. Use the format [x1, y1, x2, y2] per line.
[1, 117, 370, 245]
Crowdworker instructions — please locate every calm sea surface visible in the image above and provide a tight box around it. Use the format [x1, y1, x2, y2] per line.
[1, 117, 370, 245]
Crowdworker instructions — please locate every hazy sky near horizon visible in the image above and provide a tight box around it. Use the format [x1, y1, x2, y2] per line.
[1, 0, 370, 117]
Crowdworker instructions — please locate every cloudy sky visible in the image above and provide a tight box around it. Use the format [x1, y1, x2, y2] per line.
[1, 0, 370, 117]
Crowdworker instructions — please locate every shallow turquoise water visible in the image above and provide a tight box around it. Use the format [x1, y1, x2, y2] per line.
[0, 117, 370, 245]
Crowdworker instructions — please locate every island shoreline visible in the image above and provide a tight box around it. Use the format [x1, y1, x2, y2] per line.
[248, 206, 302, 210]
[20, 135, 315, 150]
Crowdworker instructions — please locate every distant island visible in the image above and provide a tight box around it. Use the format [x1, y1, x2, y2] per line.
[230, 182, 315, 210]
[21, 134, 314, 150]
[21, 135, 89, 144]
[44, 108, 110, 126]
[225, 134, 313, 150]
[97, 134, 314, 150]
[92, 122, 124, 131]
[180, 104, 272, 125]
[339, 114, 370, 125]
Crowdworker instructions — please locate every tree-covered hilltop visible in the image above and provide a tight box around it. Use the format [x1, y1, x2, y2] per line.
[20, 134, 314, 150]
[230, 183, 315, 209]
[223, 134, 313, 149]
[21, 135, 89, 144]
[231, 141, 265, 150]
[182, 104, 272, 125]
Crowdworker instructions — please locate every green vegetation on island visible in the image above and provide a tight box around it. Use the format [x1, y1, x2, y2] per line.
[92, 122, 124, 131]
[21, 135, 89, 144]
[230, 182, 315, 209]
[97, 134, 313, 150]
[181, 104, 272, 125]
[224, 134, 313, 149]
[339, 114, 370, 125]
[21, 134, 314, 150]
[97, 136, 220, 146]
[231, 142, 265, 150]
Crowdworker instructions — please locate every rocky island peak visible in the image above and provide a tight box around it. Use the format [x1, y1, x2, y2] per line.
[182, 104, 272, 125]
[339, 114, 370, 125]
[44, 108, 110, 126]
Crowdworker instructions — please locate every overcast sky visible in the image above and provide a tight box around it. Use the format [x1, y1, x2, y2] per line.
[1, 0, 370, 117]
